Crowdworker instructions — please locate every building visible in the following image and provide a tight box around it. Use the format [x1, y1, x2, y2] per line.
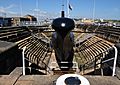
[12, 15, 37, 26]
[81, 18, 94, 24]
[0, 14, 37, 27]
[0, 17, 4, 26]
[24, 14, 37, 21]
[0, 17, 12, 27]
[12, 17, 30, 26]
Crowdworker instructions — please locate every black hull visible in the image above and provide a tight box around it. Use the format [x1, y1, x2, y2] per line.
[55, 48, 74, 71]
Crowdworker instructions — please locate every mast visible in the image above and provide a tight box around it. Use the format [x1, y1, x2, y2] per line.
[93, 0, 96, 23]
[67, 0, 70, 18]
[20, 0, 23, 17]
[36, 0, 39, 21]
[61, 0, 65, 17]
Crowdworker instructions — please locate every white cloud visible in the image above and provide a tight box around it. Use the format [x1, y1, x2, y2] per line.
[0, 4, 18, 17]
[29, 9, 59, 20]
[0, 5, 59, 19]
[6, 4, 16, 9]
[113, 8, 120, 12]
[0, 7, 6, 13]
[0, 4, 15, 13]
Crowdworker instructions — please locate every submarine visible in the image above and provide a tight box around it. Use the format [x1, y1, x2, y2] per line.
[51, 11, 75, 70]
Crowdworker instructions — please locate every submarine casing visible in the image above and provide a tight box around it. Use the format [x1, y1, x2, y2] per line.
[51, 17, 75, 70]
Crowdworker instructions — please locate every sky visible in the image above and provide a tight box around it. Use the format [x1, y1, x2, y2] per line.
[0, 0, 120, 20]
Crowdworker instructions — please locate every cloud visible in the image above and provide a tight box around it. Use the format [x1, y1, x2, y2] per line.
[6, 4, 16, 9]
[0, 7, 6, 13]
[113, 8, 120, 12]
[0, 5, 59, 19]
[0, 4, 15, 13]
[0, 4, 19, 17]
[29, 9, 59, 20]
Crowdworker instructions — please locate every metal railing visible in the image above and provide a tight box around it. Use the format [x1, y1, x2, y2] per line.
[81, 45, 118, 76]
[15, 21, 51, 27]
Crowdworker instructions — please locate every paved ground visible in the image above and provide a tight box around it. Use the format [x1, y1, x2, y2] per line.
[0, 40, 16, 53]
[0, 67, 120, 85]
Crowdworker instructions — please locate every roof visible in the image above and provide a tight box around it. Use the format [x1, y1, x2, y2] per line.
[24, 14, 36, 18]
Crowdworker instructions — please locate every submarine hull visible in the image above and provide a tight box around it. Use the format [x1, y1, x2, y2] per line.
[51, 17, 75, 70]
[51, 32, 74, 70]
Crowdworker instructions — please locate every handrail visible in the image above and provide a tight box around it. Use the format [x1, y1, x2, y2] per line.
[82, 45, 118, 76]
[25, 51, 52, 74]
[22, 44, 51, 74]
[22, 46, 26, 75]
[112, 46, 118, 76]
[102, 58, 114, 63]
[81, 46, 113, 74]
